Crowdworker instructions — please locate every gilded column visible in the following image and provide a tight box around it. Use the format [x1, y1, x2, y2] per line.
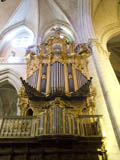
[25, 54, 31, 80]
[62, 38, 67, 53]
[70, 41, 75, 53]
[37, 59, 42, 91]
[72, 64, 78, 91]
[46, 56, 51, 94]
[40, 43, 45, 55]
[64, 62, 69, 93]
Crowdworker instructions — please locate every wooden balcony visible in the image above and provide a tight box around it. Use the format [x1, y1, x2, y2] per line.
[0, 115, 107, 160]
[0, 115, 103, 138]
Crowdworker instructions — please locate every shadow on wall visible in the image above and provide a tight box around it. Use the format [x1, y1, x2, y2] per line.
[0, 83, 17, 116]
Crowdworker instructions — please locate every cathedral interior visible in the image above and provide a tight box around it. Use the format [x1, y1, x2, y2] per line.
[0, 0, 120, 160]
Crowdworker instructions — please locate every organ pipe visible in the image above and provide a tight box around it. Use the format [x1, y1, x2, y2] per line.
[50, 62, 65, 93]
[57, 62, 58, 91]
[53, 63, 55, 92]
[27, 70, 39, 89]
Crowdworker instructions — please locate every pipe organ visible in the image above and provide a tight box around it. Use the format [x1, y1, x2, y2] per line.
[18, 30, 106, 160]
[25, 41, 91, 95]
[19, 30, 94, 118]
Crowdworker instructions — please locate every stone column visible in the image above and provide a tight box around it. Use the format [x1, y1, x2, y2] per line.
[89, 39, 120, 145]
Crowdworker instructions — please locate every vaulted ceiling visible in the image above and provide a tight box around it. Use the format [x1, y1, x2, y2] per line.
[0, 0, 81, 43]
[0, 0, 120, 83]
[0, 0, 21, 32]
[92, 0, 119, 42]
[0, 0, 119, 42]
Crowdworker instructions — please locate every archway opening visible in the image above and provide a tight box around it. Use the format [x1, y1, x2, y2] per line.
[43, 25, 75, 42]
[26, 109, 33, 116]
[0, 82, 18, 116]
[0, 26, 34, 63]
[107, 34, 120, 83]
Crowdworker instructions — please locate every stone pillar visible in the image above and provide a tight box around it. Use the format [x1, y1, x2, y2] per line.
[89, 39, 120, 146]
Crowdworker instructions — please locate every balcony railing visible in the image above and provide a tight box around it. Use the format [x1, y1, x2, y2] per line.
[0, 115, 103, 138]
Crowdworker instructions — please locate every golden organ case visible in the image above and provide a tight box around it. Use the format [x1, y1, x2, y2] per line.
[16, 30, 107, 160]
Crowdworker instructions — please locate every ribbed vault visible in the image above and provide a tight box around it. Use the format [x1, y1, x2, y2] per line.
[0, 0, 95, 44]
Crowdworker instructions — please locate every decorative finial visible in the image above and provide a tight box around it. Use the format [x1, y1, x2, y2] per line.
[51, 27, 63, 37]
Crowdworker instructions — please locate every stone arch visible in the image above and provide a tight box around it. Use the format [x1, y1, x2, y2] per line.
[0, 68, 22, 92]
[96, 22, 120, 84]
[0, 82, 18, 116]
[0, 24, 34, 54]
[0, 68, 22, 115]
[26, 108, 33, 116]
[0, 23, 34, 40]
[100, 23, 120, 50]
[40, 21, 78, 43]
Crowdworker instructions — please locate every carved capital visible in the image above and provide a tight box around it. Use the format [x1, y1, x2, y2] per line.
[88, 38, 99, 47]
[88, 39, 110, 58]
